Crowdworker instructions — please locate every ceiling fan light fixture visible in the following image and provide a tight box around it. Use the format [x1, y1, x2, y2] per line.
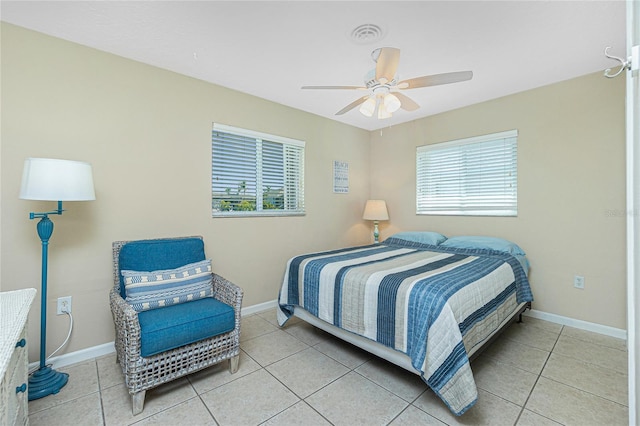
[302, 47, 473, 119]
[377, 103, 392, 119]
[383, 93, 401, 113]
[359, 96, 377, 117]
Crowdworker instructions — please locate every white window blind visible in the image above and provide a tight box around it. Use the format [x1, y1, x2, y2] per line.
[212, 124, 305, 217]
[416, 130, 518, 216]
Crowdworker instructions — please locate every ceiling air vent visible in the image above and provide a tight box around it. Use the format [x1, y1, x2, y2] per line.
[350, 23, 385, 45]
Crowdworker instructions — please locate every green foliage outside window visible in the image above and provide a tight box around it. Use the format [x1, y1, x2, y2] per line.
[212, 181, 284, 212]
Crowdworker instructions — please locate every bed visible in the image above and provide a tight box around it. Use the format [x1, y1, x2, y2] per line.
[277, 232, 533, 416]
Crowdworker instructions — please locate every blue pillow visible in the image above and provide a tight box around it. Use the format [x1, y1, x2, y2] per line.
[118, 237, 206, 297]
[122, 259, 213, 312]
[440, 236, 525, 255]
[388, 231, 447, 246]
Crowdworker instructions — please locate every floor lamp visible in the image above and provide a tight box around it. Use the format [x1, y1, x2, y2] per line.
[19, 158, 95, 401]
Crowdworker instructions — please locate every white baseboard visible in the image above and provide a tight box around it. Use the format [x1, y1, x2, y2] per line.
[241, 299, 278, 316]
[29, 341, 116, 372]
[33, 302, 626, 370]
[524, 309, 627, 340]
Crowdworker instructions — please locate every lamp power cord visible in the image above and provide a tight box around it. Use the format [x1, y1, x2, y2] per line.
[28, 310, 74, 374]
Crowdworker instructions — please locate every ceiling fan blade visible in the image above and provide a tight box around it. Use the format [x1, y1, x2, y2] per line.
[335, 96, 369, 115]
[302, 85, 366, 90]
[394, 92, 420, 111]
[397, 71, 473, 89]
[375, 47, 400, 84]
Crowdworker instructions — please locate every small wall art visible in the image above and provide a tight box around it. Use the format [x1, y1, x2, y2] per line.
[333, 160, 349, 193]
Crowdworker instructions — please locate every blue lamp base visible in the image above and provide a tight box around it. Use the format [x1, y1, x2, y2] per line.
[28, 211, 69, 401]
[373, 220, 380, 243]
[28, 366, 68, 401]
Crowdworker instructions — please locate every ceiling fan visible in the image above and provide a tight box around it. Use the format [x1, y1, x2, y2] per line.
[302, 47, 473, 119]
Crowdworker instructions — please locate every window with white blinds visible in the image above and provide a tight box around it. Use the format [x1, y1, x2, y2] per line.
[212, 124, 305, 217]
[416, 130, 518, 216]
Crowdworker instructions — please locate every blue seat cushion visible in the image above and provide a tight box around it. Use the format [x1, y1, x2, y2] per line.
[119, 237, 206, 298]
[137, 297, 235, 357]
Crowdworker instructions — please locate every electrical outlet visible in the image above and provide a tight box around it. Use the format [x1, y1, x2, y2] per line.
[574, 275, 585, 289]
[57, 296, 72, 315]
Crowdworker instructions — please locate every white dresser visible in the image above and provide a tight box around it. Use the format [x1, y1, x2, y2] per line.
[0, 288, 36, 426]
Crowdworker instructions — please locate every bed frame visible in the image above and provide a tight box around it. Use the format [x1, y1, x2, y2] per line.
[292, 301, 532, 373]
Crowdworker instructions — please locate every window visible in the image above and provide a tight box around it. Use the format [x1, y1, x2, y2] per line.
[212, 124, 305, 217]
[416, 130, 518, 216]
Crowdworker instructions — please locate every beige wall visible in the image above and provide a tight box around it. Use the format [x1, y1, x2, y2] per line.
[0, 23, 371, 361]
[0, 22, 627, 365]
[370, 71, 626, 329]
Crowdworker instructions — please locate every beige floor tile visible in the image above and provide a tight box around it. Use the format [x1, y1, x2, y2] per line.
[413, 388, 521, 426]
[553, 335, 627, 374]
[516, 409, 562, 426]
[266, 347, 349, 398]
[500, 320, 560, 351]
[29, 392, 103, 426]
[355, 357, 427, 402]
[305, 371, 408, 426]
[256, 307, 279, 324]
[282, 320, 332, 346]
[526, 377, 628, 426]
[96, 353, 125, 390]
[471, 355, 538, 406]
[541, 353, 628, 406]
[101, 377, 197, 426]
[481, 336, 550, 375]
[262, 401, 331, 426]
[389, 405, 446, 425]
[28, 359, 99, 414]
[23, 309, 632, 426]
[240, 313, 279, 342]
[241, 329, 308, 366]
[257, 307, 300, 328]
[272, 310, 303, 327]
[561, 326, 627, 351]
[132, 396, 215, 425]
[312, 336, 372, 369]
[519, 316, 563, 334]
[188, 350, 261, 394]
[200, 369, 299, 425]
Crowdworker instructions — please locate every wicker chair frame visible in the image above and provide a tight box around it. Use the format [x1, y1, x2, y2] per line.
[109, 237, 243, 415]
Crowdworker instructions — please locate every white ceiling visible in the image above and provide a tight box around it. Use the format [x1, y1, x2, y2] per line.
[1, 1, 627, 131]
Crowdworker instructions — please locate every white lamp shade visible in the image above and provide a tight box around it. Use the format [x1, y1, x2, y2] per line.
[383, 93, 401, 113]
[359, 96, 377, 117]
[20, 158, 96, 201]
[363, 199, 389, 221]
[377, 104, 392, 119]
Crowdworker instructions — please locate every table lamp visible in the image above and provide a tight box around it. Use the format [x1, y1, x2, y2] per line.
[363, 200, 389, 243]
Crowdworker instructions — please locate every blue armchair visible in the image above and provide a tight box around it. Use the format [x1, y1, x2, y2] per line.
[109, 236, 243, 415]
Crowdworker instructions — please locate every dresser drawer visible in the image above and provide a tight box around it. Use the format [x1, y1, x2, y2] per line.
[6, 329, 27, 387]
[5, 329, 28, 426]
[0, 289, 36, 426]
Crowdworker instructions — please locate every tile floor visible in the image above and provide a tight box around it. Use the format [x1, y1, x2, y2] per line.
[28, 309, 629, 426]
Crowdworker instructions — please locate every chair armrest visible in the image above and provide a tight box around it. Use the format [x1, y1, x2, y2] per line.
[109, 287, 143, 361]
[211, 273, 243, 326]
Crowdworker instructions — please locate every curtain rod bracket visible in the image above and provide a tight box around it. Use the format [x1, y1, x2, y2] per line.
[604, 46, 632, 78]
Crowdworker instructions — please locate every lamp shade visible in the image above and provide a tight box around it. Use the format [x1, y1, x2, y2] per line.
[377, 104, 392, 119]
[363, 199, 389, 221]
[383, 93, 401, 113]
[20, 158, 96, 201]
[359, 96, 377, 117]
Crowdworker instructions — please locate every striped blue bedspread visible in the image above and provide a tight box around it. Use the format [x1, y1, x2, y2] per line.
[277, 237, 533, 416]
